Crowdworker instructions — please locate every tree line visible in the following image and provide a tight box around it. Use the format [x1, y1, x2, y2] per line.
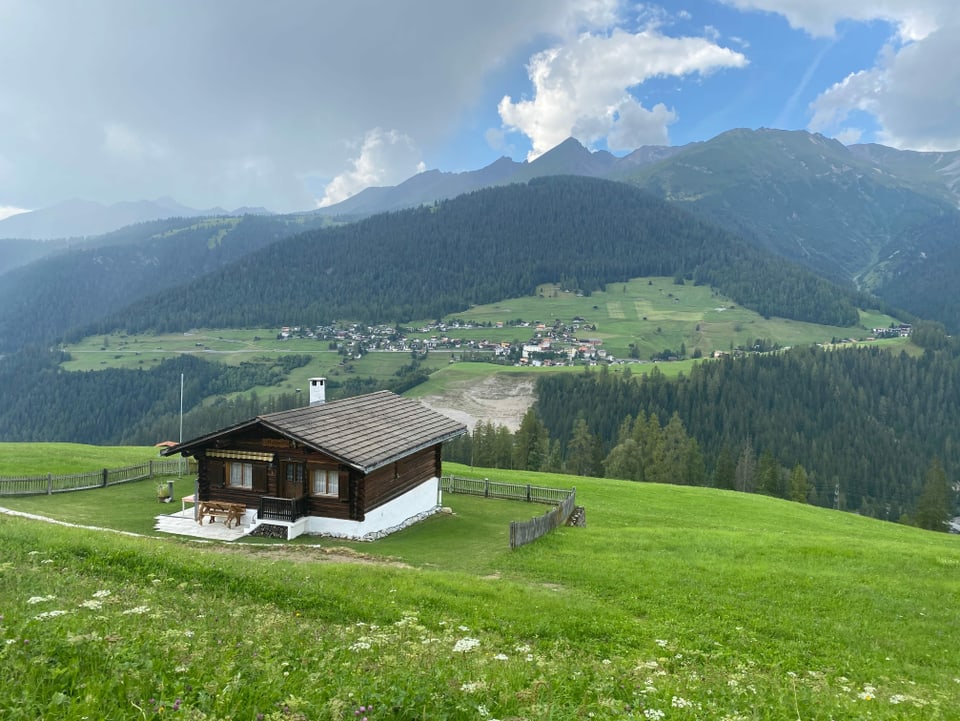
[444, 343, 958, 530]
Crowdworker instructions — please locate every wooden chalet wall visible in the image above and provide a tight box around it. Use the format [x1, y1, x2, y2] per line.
[363, 446, 440, 512]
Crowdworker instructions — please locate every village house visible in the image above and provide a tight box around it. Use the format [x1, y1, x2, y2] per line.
[162, 380, 466, 540]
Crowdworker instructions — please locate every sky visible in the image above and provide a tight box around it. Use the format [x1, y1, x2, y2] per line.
[2, 0, 959, 219]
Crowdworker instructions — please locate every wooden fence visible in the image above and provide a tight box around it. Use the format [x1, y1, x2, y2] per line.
[0, 458, 196, 497]
[440, 475, 578, 549]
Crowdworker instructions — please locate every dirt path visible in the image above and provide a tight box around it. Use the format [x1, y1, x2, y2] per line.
[419, 373, 537, 431]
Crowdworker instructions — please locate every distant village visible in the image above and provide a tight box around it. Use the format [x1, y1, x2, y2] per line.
[276, 318, 615, 366]
[274, 319, 913, 367]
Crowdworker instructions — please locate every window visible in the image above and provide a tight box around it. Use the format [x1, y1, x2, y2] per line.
[227, 462, 253, 489]
[312, 468, 339, 496]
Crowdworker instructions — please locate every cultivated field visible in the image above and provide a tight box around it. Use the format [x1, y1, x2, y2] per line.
[56, 277, 907, 429]
[1, 448, 957, 720]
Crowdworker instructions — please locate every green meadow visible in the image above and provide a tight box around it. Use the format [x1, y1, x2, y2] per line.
[1, 448, 958, 720]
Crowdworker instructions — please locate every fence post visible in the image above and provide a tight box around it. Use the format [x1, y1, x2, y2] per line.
[484, 478, 489, 498]
[102, 468, 108, 487]
[47, 473, 52, 495]
[149, 460, 154, 479]
[526, 484, 531, 502]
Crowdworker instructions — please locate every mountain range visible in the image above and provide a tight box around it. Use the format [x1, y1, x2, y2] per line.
[0, 196, 272, 242]
[2, 127, 960, 357]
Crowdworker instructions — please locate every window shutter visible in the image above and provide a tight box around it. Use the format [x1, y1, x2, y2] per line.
[252, 464, 268, 492]
[338, 469, 349, 502]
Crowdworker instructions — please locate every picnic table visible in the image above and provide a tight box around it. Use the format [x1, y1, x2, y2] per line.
[197, 501, 246, 528]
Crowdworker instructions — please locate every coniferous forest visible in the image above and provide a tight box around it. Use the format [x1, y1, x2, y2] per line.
[445, 337, 960, 527]
[89, 176, 863, 339]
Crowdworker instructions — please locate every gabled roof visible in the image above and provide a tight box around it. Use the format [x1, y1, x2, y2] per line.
[162, 390, 466, 473]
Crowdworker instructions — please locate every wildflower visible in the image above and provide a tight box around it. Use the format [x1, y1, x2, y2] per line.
[41, 559, 54, 564]
[453, 637, 480, 653]
[514, 643, 531, 653]
[349, 641, 371, 651]
[78, 600, 103, 610]
[461, 681, 485, 693]
[34, 609, 69, 620]
[493, 653, 508, 661]
[122, 606, 150, 615]
[889, 694, 906, 704]
[671, 696, 692, 708]
[27, 595, 55, 605]
[655, 639, 668, 648]
[643, 709, 665, 720]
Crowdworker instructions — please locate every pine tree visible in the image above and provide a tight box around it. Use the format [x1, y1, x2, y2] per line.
[567, 417, 598, 477]
[735, 439, 756, 493]
[789, 463, 809, 503]
[916, 458, 952, 531]
[713, 444, 736, 490]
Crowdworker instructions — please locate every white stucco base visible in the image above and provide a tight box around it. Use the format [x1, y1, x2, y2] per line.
[294, 477, 441, 541]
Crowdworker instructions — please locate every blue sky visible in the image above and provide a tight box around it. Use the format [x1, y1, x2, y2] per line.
[1, 1, 958, 217]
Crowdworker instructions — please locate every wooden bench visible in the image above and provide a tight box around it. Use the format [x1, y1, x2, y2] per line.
[197, 501, 246, 529]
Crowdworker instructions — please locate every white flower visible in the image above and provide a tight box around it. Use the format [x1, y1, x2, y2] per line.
[655, 639, 668, 648]
[460, 681, 485, 693]
[493, 653, 509, 661]
[349, 641, 371, 651]
[889, 694, 906, 704]
[514, 643, 531, 653]
[672, 696, 692, 708]
[643, 709, 665, 720]
[121, 605, 150, 615]
[453, 637, 480, 653]
[34, 609, 68, 620]
[27, 595, 55, 605]
[78, 600, 102, 610]
[92, 590, 111, 598]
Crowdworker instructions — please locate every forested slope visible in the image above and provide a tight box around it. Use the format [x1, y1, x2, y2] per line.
[99, 176, 864, 336]
[0, 214, 331, 353]
[532, 338, 959, 520]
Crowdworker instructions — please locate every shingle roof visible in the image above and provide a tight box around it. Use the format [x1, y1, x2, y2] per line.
[164, 390, 466, 473]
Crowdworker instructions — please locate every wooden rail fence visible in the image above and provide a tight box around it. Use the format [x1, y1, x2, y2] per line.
[440, 475, 580, 549]
[0, 459, 197, 497]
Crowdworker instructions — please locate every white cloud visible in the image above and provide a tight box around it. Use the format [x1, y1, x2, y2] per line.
[102, 123, 167, 161]
[497, 28, 748, 159]
[0, 206, 29, 221]
[317, 129, 425, 208]
[718, 0, 952, 40]
[810, 24, 960, 150]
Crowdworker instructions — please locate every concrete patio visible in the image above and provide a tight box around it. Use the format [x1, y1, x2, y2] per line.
[153, 506, 251, 541]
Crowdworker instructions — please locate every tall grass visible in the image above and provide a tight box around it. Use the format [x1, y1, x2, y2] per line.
[2, 460, 958, 719]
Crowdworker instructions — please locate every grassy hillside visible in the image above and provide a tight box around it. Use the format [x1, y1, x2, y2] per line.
[58, 276, 905, 399]
[1, 454, 957, 719]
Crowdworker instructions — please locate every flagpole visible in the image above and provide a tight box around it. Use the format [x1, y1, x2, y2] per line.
[179, 373, 184, 477]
